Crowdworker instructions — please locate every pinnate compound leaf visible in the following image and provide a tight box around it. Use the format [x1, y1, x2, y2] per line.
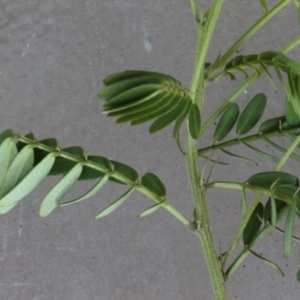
[141, 172, 166, 197]
[95, 186, 136, 219]
[249, 249, 284, 276]
[0, 145, 34, 199]
[248, 171, 299, 188]
[188, 103, 201, 140]
[39, 163, 83, 218]
[99, 70, 193, 135]
[237, 93, 267, 135]
[243, 202, 264, 245]
[259, 116, 286, 133]
[214, 103, 239, 142]
[0, 153, 56, 214]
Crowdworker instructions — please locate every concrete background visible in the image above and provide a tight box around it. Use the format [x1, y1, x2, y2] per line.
[0, 0, 300, 299]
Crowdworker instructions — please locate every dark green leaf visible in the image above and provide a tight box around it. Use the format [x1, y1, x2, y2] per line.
[78, 155, 111, 180]
[110, 160, 139, 184]
[297, 269, 300, 281]
[0, 129, 14, 145]
[259, 116, 286, 133]
[259, 0, 268, 12]
[237, 93, 267, 135]
[273, 184, 300, 206]
[248, 171, 299, 188]
[141, 172, 166, 197]
[243, 202, 264, 245]
[264, 197, 288, 223]
[188, 103, 201, 140]
[214, 103, 239, 142]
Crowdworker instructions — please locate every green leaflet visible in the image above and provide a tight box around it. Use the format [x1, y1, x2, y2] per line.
[284, 201, 297, 258]
[0, 138, 18, 188]
[237, 93, 267, 135]
[188, 103, 201, 140]
[259, 116, 286, 133]
[248, 171, 299, 188]
[249, 249, 284, 276]
[99, 70, 193, 135]
[0, 129, 15, 145]
[61, 173, 111, 206]
[297, 269, 300, 282]
[141, 172, 166, 197]
[48, 146, 86, 176]
[259, 0, 268, 12]
[285, 95, 300, 126]
[220, 148, 257, 166]
[138, 201, 165, 218]
[243, 202, 264, 246]
[214, 103, 239, 143]
[95, 186, 136, 219]
[39, 163, 83, 218]
[264, 197, 288, 224]
[273, 184, 300, 206]
[242, 141, 279, 162]
[110, 160, 139, 184]
[0, 153, 56, 214]
[0, 145, 34, 199]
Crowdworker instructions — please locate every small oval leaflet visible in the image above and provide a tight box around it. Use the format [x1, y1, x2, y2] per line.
[188, 103, 201, 140]
[237, 93, 267, 135]
[243, 202, 264, 246]
[259, 116, 286, 133]
[214, 103, 239, 142]
[141, 172, 166, 197]
[248, 171, 299, 188]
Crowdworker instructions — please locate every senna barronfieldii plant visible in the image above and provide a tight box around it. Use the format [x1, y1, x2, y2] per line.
[2, 1, 300, 299]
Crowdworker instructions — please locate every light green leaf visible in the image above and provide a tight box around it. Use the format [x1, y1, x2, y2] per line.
[188, 103, 201, 140]
[0, 138, 18, 188]
[237, 93, 267, 135]
[214, 103, 239, 142]
[0, 145, 34, 198]
[61, 173, 111, 206]
[284, 201, 297, 258]
[0, 153, 56, 214]
[39, 163, 83, 218]
[138, 201, 165, 218]
[95, 186, 136, 219]
[220, 148, 258, 166]
[249, 249, 284, 276]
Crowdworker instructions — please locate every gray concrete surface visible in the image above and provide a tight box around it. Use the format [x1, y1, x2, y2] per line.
[0, 0, 300, 299]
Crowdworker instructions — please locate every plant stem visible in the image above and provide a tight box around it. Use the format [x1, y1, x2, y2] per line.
[187, 1, 227, 299]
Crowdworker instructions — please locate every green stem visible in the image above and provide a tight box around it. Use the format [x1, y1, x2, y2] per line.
[186, 1, 227, 299]
[206, 0, 291, 78]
